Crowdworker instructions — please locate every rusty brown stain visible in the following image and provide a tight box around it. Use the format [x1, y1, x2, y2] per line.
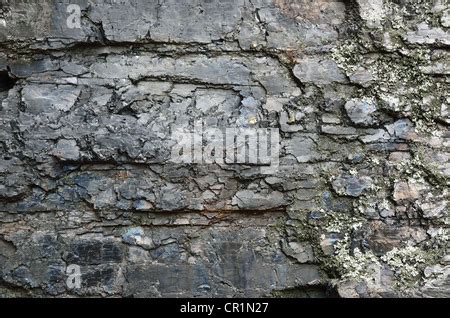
[116, 171, 130, 179]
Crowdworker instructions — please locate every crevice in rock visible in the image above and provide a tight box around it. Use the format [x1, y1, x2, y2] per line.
[0, 69, 17, 92]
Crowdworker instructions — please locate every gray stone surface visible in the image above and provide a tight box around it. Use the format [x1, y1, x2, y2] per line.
[293, 58, 348, 85]
[345, 98, 378, 126]
[0, 0, 448, 298]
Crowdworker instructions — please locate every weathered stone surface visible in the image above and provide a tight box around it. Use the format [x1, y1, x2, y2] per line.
[442, 10, 450, 28]
[293, 58, 348, 85]
[232, 190, 286, 210]
[393, 181, 427, 202]
[332, 175, 372, 197]
[344, 98, 378, 126]
[282, 241, 315, 263]
[53, 140, 80, 161]
[356, 0, 385, 28]
[348, 67, 374, 87]
[406, 23, 450, 46]
[0, 0, 448, 299]
[422, 265, 450, 297]
[419, 201, 448, 219]
[321, 125, 358, 136]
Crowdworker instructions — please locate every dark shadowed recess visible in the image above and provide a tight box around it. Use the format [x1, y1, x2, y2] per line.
[0, 70, 16, 92]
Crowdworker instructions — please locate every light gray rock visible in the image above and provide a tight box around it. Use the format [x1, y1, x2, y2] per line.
[419, 201, 448, 219]
[53, 140, 80, 161]
[345, 98, 378, 126]
[406, 23, 450, 46]
[293, 58, 347, 85]
[321, 125, 358, 136]
[356, 0, 385, 28]
[348, 67, 375, 87]
[441, 10, 450, 28]
[21, 84, 81, 115]
[232, 190, 286, 210]
[282, 241, 314, 263]
[360, 129, 390, 143]
[283, 135, 320, 163]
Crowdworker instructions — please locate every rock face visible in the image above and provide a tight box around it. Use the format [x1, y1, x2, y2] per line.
[293, 58, 348, 85]
[345, 98, 378, 126]
[0, 0, 449, 298]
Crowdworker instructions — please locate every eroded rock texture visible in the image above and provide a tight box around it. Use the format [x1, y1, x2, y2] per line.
[0, 0, 449, 298]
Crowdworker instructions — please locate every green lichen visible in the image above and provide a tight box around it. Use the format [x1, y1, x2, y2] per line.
[331, 1, 445, 131]
[393, 148, 448, 188]
[381, 246, 432, 287]
[324, 213, 364, 234]
[333, 234, 381, 281]
[328, 236, 444, 295]
[310, 206, 447, 296]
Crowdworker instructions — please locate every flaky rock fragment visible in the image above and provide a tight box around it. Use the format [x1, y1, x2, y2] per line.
[282, 241, 315, 263]
[232, 190, 286, 210]
[356, 0, 385, 28]
[332, 175, 372, 197]
[393, 181, 428, 202]
[293, 58, 347, 85]
[345, 98, 378, 126]
[406, 23, 450, 46]
[53, 140, 80, 161]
